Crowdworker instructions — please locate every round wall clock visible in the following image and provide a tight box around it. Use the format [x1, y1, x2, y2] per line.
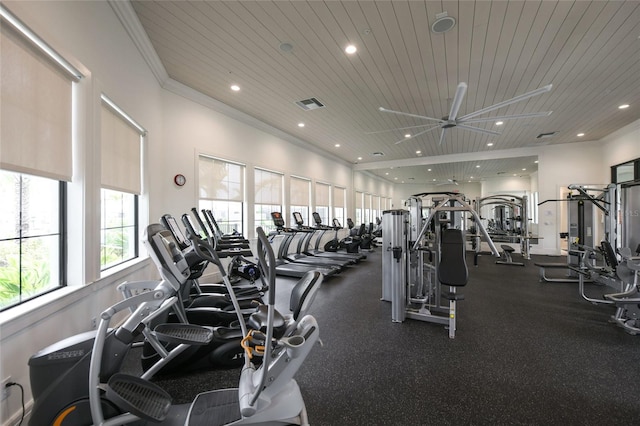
[174, 174, 186, 186]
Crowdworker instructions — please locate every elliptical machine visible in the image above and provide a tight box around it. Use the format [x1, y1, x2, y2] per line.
[27, 225, 322, 425]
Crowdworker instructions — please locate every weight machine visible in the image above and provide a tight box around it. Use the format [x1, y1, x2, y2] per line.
[476, 194, 535, 260]
[381, 193, 499, 338]
[536, 184, 617, 282]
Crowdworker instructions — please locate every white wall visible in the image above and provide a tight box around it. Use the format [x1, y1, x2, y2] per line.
[535, 140, 607, 255]
[160, 88, 355, 236]
[600, 119, 640, 174]
[481, 176, 531, 197]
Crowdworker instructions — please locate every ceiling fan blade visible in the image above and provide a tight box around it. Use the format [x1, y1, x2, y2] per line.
[394, 125, 440, 144]
[458, 84, 552, 121]
[365, 123, 440, 135]
[462, 111, 553, 124]
[378, 107, 443, 122]
[448, 82, 467, 121]
[438, 128, 447, 145]
[456, 123, 501, 136]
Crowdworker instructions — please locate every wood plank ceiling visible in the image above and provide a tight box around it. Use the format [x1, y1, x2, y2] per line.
[130, 0, 640, 184]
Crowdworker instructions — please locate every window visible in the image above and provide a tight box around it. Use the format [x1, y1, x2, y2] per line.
[254, 168, 283, 233]
[373, 195, 381, 223]
[199, 155, 245, 235]
[364, 193, 372, 225]
[355, 191, 364, 225]
[0, 9, 81, 308]
[0, 171, 64, 310]
[315, 182, 331, 227]
[612, 157, 639, 184]
[100, 189, 137, 269]
[333, 186, 346, 227]
[100, 98, 143, 271]
[290, 176, 310, 226]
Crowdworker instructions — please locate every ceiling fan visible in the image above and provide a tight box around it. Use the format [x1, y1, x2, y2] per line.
[437, 177, 459, 186]
[374, 82, 553, 145]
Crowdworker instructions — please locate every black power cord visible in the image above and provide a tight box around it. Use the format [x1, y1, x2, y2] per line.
[5, 382, 25, 426]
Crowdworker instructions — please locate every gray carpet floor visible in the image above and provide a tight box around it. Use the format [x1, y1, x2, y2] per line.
[127, 248, 640, 425]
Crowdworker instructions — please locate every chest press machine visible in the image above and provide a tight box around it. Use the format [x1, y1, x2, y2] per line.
[381, 193, 499, 338]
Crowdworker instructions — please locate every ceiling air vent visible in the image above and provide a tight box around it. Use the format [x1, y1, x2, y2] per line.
[536, 131, 557, 139]
[372, 152, 385, 157]
[295, 97, 325, 111]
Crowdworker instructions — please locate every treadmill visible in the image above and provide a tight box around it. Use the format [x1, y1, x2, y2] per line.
[311, 213, 367, 261]
[273, 213, 349, 269]
[267, 212, 340, 278]
[293, 212, 363, 263]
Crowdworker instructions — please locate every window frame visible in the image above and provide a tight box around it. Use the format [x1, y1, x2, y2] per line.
[99, 188, 139, 272]
[0, 173, 67, 311]
[198, 155, 246, 236]
[254, 167, 284, 233]
[99, 97, 144, 273]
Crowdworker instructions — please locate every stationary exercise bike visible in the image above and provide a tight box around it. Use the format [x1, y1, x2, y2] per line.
[27, 225, 322, 425]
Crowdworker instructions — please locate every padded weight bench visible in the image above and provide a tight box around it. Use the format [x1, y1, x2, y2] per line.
[439, 229, 468, 338]
[533, 262, 582, 283]
[495, 244, 524, 266]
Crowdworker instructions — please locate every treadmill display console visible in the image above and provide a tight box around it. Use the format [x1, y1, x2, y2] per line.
[271, 212, 285, 227]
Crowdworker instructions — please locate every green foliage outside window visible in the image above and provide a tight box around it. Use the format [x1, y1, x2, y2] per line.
[100, 189, 137, 270]
[0, 170, 61, 310]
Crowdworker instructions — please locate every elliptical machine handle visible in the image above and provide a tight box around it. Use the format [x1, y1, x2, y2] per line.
[181, 213, 227, 278]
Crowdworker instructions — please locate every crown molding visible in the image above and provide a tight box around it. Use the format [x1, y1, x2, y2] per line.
[108, 0, 169, 85]
[108, 1, 351, 169]
[162, 78, 351, 168]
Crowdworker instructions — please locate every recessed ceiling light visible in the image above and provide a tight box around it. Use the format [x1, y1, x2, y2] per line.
[487, 142, 494, 147]
[534, 160, 539, 163]
[405, 134, 411, 138]
[357, 156, 363, 160]
[298, 122, 305, 127]
[513, 174, 517, 176]
[577, 133, 584, 137]
[432, 178, 436, 181]
[619, 104, 630, 109]
[476, 165, 480, 168]
[279, 42, 294, 52]
[522, 168, 526, 171]
[416, 150, 422, 154]
[495, 121, 503, 126]
[335, 144, 340, 147]
[394, 177, 398, 180]
[427, 168, 432, 172]
[385, 172, 389, 175]
[470, 176, 474, 179]
[230, 85, 240, 91]
[345, 44, 357, 54]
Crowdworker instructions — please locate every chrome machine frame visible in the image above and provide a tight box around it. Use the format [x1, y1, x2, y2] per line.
[381, 192, 499, 338]
[476, 194, 535, 259]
